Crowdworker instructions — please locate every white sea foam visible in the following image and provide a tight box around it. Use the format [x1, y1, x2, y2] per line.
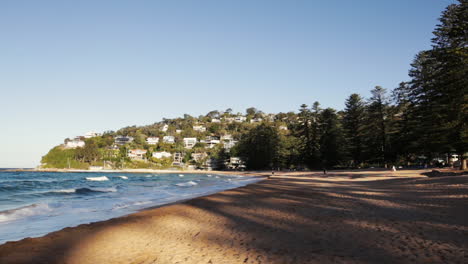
[91, 187, 117, 193]
[207, 175, 212, 177]
[54, 189, 76, 193]
[179, 174, 184, 177]
[118, 176, 128, 180]
[0, 203, 51, 223]
[86, 176, 109, 181]
[176, 181, 198, 187]
[51, 187, 117, 194]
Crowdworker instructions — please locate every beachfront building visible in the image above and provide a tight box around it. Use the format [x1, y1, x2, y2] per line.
[160, 124, 169, 132]
[172, 152, 183, 166]
[128, 149, 147, 160]
[146, 137, 160, 145]
[162, 136, 175, 144]
[84, 131, 101, 138]
[227, 157, 245, 170]
[152, 151, 172, 159]
[193, 125, 206, 132]
[191, 152, 208, 162]
[64, 138, 85, 149]
[114, 136, 134, 145]
[183, 138, 197, 149]
[204, 158, 219, 170]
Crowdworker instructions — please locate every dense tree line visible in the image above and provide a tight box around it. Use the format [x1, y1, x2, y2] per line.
[236, 1, 467, 170]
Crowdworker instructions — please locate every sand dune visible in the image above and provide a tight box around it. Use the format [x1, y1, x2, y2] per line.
[0, 170, 467, 264]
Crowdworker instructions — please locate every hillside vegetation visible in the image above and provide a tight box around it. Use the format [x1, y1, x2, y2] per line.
[41, 1, 467, 170]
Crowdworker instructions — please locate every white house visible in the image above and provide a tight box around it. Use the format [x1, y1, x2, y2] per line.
[146, 137, 159, 145]
[64, 138, 85, 149]
[160, 124, 169, 132]
[221, 134, 233, 141]
[250, 118, 263, 123]
[266, 114, 276, 122]
[162, 136, 175, 144]
[226, 157, 245, 169]
[152, 151, 172, 159]
[224, 117, 235, 123]
[128, 149, 147, 160]
[201, 136, 220, 149]
[234, 116, 247, 122]
[176, 129, 183, 134]
[84, 131, 101, 138]
[183, 137, 198, 149]
[172, 152, 183, 166]
[211, 118, 221, 123]
[193, 125, 206, 132]
[279, 125, 288, 131]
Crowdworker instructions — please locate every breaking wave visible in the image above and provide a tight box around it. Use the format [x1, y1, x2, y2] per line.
[175, 181, 198, 187]
[86, 176, 109, 181]
[0, 203, 51, 223]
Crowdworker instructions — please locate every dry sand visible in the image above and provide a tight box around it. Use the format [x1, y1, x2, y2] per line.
[0, 170, 467, 264]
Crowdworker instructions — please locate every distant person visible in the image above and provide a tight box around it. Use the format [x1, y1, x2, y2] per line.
[323, 168, 327, 175]
[392, 166, 396, 172]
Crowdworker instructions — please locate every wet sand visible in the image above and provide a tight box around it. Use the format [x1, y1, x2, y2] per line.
[0, 170, 467, 263]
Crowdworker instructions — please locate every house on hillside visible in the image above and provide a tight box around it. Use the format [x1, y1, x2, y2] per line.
[115, 136, 134, 145]
[152, 151, 172, 159]
[221, 134, 233, 141]
[223, 139, 238, 150]
[128, 149, 147, 160]
[191, 152, 208, 162]
[234, 116, 247, 123]
[279, 125, 288, 131]
[200, 136, 220, 149]
[64, 138, 85, 149]
[224, 117, 235, 123]
[146, 137, 159, 145]
[176, 129, 183, 134]
[193, 125, 206, 132]
[84, 131, 101, 138]
[183, 138, 197, 149]
[221, 134, 237, 150]
[211, 118, 221, 123]
[250, 118, 263, 123]
[162, 136, 175, 144]
[160, 124, 169, 132]
[172, 152, 183, 166]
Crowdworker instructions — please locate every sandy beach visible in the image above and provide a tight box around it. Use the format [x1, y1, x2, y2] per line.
[0, 170, 467, 264]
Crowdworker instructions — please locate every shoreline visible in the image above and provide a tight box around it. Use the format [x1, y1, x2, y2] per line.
[1, 170, 467, 263]
[4, 168, 270, 176]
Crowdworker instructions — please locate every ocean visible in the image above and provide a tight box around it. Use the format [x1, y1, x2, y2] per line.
[0, 171, 261, 244]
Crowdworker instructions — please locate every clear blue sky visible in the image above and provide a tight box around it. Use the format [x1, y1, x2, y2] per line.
[0, 0, 453, 168]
